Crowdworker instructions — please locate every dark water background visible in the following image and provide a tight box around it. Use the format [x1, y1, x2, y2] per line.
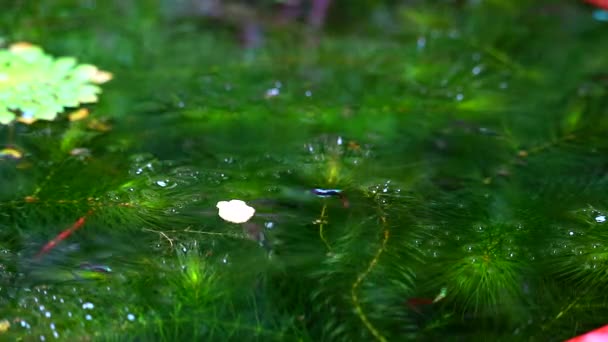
[1, 1, 608, 340]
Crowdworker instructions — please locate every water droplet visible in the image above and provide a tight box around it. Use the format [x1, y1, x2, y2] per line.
[596, 215, 606, 223]
[127, 313, 135, 321]
[53, 331, 59, 339]
[265, 88, 280, 98]
[50, 323, 56, 330]
[417, 36, 426, 50]
[45, 311, 51, 318]
[156, 180, 167, 187]
[82, 302, 94, 310]
[85, 314, 92, 321]
[569, 231, 574, 236]
[472, 65, 483, 75]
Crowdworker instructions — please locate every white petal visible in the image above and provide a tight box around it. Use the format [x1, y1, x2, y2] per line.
[216, 200, 255, 224]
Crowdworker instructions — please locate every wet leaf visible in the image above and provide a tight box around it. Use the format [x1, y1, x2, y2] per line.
[0, 42, 112, 124]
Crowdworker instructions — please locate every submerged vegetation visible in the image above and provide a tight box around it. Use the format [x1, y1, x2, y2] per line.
[0, 0, 608, 340]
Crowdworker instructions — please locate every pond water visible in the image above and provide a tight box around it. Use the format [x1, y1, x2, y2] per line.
[1, 1, 608, 340]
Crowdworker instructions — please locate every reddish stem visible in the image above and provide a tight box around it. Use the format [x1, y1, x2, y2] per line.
[35, 210, 94, 259]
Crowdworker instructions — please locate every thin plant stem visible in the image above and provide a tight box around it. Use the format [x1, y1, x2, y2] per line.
[351, 216, 390, 342]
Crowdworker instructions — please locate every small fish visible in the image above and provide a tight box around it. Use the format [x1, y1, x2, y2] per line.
[35, 210, 94, 259]
[585, 0, 608, 10]
[79, 262, 112, 273]
[406, 287, 447, 313]
[311, 188, 350, 208]
[311, 188, 343, 197]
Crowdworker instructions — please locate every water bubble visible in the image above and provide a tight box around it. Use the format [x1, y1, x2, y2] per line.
[448, 30, 460, 39]
[82, 302, 94, 310]
[40, 335, 45, 341]
[416, 36, 426, 50]
[127, 313, 135, 321]
[50, 323, 56, 330]
[305, 90, 312, 97]
[156, 180, 167, 187]
[265, 88, 280, 98]
[45, 311, 51, 318]
[596, 215, 606, 223]
[569, 231, 574, 236]
[85, 314, 92, 321]
[455, 93, 464, 101]
[53, 331, 59, 339]
[472, 65, 483, 75]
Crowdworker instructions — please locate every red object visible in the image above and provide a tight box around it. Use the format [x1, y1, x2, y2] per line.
[567, 324, 608, 342]
[35, 210, 93, 259]
[406, 297, 434, 313]
[585, 0, 608, 10]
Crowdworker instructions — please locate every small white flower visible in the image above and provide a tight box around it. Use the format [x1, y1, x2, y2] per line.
[216, 200, 255, 224]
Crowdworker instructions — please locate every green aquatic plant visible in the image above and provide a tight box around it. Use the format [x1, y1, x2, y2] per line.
[0, 42, 112, 124]
[1, 0, 608, 341]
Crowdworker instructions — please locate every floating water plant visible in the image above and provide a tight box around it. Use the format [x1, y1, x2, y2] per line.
[0, 42, 112, 124]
